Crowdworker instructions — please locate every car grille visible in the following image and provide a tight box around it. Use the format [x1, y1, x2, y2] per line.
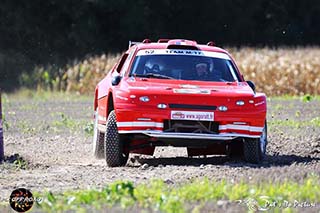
[163, 120, 219, 134]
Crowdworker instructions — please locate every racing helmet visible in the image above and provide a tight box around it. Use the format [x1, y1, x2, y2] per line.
[195, 57, 213, 72]
[144, 58, 164, 74]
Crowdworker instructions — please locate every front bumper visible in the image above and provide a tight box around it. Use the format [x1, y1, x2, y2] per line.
[115, 119, 264, 138]
[118, 130, 261, 140]
[112, 104, 266, 140]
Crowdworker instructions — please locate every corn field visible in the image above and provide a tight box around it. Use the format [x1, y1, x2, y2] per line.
[229, 47, 320, 96]
[30, 47, 320, 96]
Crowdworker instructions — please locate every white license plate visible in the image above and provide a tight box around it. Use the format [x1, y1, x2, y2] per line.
[170, 111, 214, 121]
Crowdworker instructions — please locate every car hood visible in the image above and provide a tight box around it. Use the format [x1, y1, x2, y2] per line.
[114, 78, 267, 111]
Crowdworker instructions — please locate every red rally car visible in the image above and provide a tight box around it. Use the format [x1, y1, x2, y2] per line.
[93, 39, 267, 167]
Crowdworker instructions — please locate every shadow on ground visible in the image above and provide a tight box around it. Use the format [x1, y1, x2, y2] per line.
[133, 154, 320, 168]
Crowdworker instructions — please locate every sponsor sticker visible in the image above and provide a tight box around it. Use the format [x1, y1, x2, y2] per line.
[171, 111, 214, 121]
[173, 89, 211, 94]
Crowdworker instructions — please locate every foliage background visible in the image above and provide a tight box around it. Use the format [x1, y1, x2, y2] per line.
[1, 0, 320, 93]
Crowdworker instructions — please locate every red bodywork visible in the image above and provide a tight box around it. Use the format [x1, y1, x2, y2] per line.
[94, 39, 267, 156]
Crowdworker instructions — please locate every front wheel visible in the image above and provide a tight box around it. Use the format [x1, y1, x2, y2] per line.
[104, 110, 129, 167]
[243, 121, 267, 163]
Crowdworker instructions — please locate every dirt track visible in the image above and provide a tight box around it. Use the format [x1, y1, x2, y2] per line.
[0, 95, 319, 206]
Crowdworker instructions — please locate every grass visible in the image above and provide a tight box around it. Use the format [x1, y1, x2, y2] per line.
[16, 120, 38, 134]
[13, 157, 28, 170]
[3, 89, 92, 102]
[13, 115, 89, 135]
[0, 154, 29, 170]
[32, 175, 319, 212]
[1, 112, 9, 131]
[51, 113, 79, 129]
[50, 112, 93, 135]
[83, 122, 94, 136]
[2, 92, 93, 135]
[269, 117, 320, 128]
[268, 95, 320, 102]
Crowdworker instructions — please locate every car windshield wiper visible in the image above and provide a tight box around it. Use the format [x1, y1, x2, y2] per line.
[132, 73, 174, 79]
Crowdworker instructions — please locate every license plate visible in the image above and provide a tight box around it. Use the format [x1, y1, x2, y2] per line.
[170, 111, 214, 121]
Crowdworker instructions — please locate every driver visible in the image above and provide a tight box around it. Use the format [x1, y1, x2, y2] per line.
[144, 58, 165, 74]
[195, 62, 210, 80]
[195, 58, 223, 81]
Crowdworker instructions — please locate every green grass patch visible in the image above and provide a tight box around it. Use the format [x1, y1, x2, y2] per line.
[32, 175, 320, 212]
[3, 89, 92, 102]
[1, 112, 9, 131]
[269, 117, 320, 128]
[52, 113, 79, 129]
[0, 154, 29, 170]
[17, 120, 37, 134]
[13, 157, 28, 170]
[50, 112, 93, 135]
[268, 95, 320, 102]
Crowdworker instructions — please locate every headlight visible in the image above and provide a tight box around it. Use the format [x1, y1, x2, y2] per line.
[236, 100, 245, 106]
[139, 96, 150, 102]
[157, 103, 167, 109]
[218, 106, 228, 112]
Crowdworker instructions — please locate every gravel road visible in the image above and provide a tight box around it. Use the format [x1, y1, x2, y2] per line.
[0, 95, 319, 210]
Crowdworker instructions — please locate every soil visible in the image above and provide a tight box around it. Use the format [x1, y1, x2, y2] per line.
[0, 96, 319, 212]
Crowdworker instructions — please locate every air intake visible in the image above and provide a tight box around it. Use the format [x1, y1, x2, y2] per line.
[167, 45, 199, 50]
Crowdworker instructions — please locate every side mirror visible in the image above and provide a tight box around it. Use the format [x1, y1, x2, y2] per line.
[112, 75, 122, 86]
[246, 81, 256, 93]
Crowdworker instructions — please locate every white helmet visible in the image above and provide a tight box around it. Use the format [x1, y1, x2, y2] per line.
[144, 58, 164, 74]
[195, 57, 213, 72]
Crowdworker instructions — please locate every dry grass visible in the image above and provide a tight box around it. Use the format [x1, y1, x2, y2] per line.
[228, 47, 320, 96]
[62, 48, 320, 96]
[64, 53, 121, 94]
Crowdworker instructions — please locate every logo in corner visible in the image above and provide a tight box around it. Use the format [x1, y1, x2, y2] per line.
[9, 188, 34, 212]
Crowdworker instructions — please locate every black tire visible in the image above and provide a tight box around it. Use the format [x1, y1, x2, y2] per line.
[104, 110, 129, 167]
[227, 141, 244, 159]
[93, 111, 105, 159]
[243, 121, 267, 163]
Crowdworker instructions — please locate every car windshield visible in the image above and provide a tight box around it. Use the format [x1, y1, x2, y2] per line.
[129, 51, 240, 82]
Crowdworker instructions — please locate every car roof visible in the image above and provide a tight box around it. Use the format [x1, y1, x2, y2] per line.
[128, 39, 229, 55]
